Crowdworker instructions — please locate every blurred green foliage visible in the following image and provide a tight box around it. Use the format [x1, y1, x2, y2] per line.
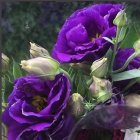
[120, 2, 140, 48]
[2, 1, 94, 61]
[2, 1, 140, 61]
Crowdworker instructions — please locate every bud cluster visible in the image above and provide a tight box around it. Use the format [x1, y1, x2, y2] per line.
[30, 42, 50, 58]
[113, 10, 127, 27]
[21, 57, 60, 80]
[89, 76, 112, 103]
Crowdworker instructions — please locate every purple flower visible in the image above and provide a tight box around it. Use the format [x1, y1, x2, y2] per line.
[2, 74, 75, 140]
[113, 48, 140, 92]
[114, 48, 140, 70]
[52, 4, 123, 63]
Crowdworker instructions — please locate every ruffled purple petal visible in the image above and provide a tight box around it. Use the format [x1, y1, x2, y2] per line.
[51, 113, 76, 140]
[52, 4, 123, 63]
[113, 48, 140, 70]
[92, 4, 123, 17]
[2, 74, 72, 140]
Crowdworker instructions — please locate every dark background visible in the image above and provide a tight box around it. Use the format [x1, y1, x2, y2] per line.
[2, 1, 93, 61]
[2, 1, 140, 61]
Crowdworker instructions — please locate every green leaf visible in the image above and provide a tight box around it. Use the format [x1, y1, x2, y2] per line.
[71, 72, 76, 85]
[74, 71, 79, 86]
[5, 74, 13, 83]
[102, 37, 114, 44]
[112, 69, 140, 81]
[77, 74, 86, 96]
[2, 78, 5, 103]
[105, 48, 113, 77]
[68, 66, 73, 74]
[2, 78, 13, 103]
[120, 24, 140, 48]
[68, 66, 74, 77]
[118, 26, 128, 43]
[13, 61, 22, 79]
[2, 77, 5, 90]
[105, 48, 113, 59]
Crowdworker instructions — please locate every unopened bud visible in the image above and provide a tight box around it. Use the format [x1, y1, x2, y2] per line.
[113, 10, 127, 27]
[30, 42, 49, 58]
[2, 53, 9, 72]
[89, 76, 112, 103]
[96, 91, 112, 103]
[21, 57, 60, 80]
[133, 39, 140, 54]
[68, 93, 85, 118]
[91, 57, 108, 78]
[125, 93, 140, 108]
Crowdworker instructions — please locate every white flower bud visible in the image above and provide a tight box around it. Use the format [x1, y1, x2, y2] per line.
[91, 57, 108, 78]
[21, 57, 60, 80]
[68, 93, 85, 118]
[2, 53, 9, 72]
[113, 10, 127, 27]
[124, 93, 140, 108]
[30, 42, 49, 58]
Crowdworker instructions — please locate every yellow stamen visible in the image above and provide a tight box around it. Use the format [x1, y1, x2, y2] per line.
[96, 33, 99, 38]
[91, 33, 100, 42]
[31, 95, 47, 112]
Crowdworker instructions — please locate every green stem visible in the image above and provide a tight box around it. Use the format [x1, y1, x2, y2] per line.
[113, 52, 138, 74]
[110, 27, 121, 75]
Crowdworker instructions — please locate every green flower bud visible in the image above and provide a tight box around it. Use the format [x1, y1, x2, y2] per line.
[113, 10, 127, 27]
[89, 76, 112, 102]
[21, 57, 60, 80]
[2, 53, 9, 73]
[96, 90, 112, 103]
[133, 39, 140, 54]
[90, 57, 108, 78]
[30, 42, 50, 58]
[68, 93, 85, 118]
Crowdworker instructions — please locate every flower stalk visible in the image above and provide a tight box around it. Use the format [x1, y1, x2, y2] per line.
[110, 26, 121, 75]
[113, 52, 138, 73]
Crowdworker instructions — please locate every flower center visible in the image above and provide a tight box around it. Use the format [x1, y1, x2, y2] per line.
[31, 95, 47, 112]
[91, 33, 100, 42]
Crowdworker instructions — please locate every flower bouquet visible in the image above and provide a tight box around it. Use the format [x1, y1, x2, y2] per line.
[2, 3, 140, 140]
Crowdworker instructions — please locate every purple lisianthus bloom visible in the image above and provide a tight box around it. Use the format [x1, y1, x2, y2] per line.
[52, 4, 123, 63]
[114, 48, 140, 70]
[113, 48, 140, 92]
[2, 74, 75, 140]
